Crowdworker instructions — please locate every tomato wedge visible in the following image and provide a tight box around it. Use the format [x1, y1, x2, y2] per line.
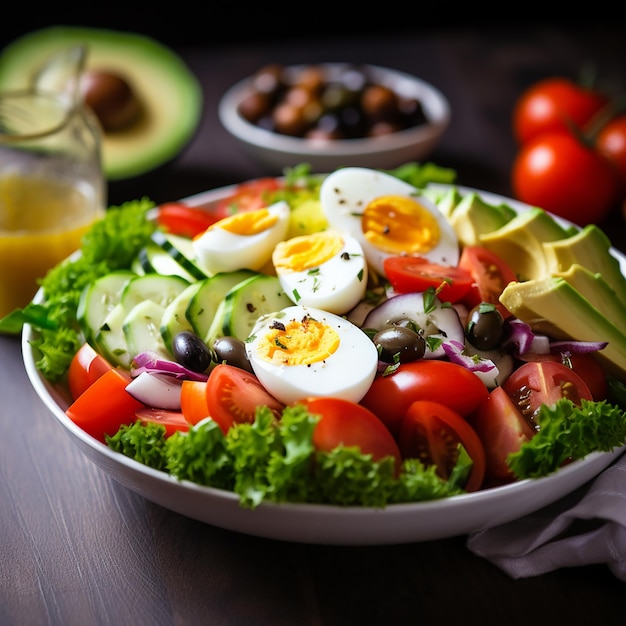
[211, 178, 283, 217]
[360, 360, 490, 437]
[205, 363, 284, 434]
[68, 342, 114, 401]
[458, 246, 518, 317]
[383, 256, 473, 303]
[136, 407, 190, 437]
[156, 202, 221, 237]
[397, 400, 486, 492]
[180, 379, 211, 425]
[300, 397, 402, 471]
[470, 386, 535, 486]
[502, 361, 593, 426]
[66, 368, 144, 442]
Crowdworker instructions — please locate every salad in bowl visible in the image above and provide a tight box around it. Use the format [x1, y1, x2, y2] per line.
[7, 162, 626, 544]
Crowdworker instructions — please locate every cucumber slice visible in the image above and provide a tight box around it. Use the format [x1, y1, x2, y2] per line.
[136, 242, 198, 282]
[120, 274, 190, 312]
[160, 281, 204, 352]
[94, 302, 132, 368]
[187, 269, 256, 340]
[122, 299, 169, 360]
[221, 274, 293, 340]
[150, 230, 208, 280]
[77, 270, 136, 344]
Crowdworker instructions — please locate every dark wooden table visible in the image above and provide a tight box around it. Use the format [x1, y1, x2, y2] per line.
[2, 20, 625, 626]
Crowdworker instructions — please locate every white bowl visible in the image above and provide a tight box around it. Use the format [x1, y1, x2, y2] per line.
[218, 63, 451, 173]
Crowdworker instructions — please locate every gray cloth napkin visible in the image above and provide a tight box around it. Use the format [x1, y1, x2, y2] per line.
[466, 451, 626, 581]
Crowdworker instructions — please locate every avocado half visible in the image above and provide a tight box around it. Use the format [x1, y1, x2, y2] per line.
[0, 27, 203, 180]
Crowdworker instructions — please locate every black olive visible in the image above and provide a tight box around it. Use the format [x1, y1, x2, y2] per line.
[172, 331, 213, 373]
[212, 336, 254, 373]
[465, 303, 505, 351]
[373, 326, 426, 363]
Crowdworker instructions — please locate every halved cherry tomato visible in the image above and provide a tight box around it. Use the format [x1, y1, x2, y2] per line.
[397, 400, 486, 492]
[516, 351, 608, 401]
[383, 256, 473, 303]
[511, 130, 620, 226]
[360, 360, 489, 437]
[502, 361, 593, 426]
[180, 379, 211, 425]
[513, 77, 608, 145]
[300, 397, 402, 472]
[68, 342, 114, 400]
[205, 363, 284, 434]
[470, 386, 536, 486]
[66, 368, 144, 442]
[458, 246, 518, 317]
[211, 178, 283, 218]
[135, 407, 190, 437]
[156, 202, 221, 238]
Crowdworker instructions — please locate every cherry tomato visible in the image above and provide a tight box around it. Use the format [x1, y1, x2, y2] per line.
[180, 379, 211, 425]
[502, 361, 593, 427]
[300, 397, 402, 472]
[516, 351, 608, 401]
[204, 363, 284, 434]
[470, 386, 535, 486]
[458, 246, 518, 317]
[66, 368, 144, 442]
[211, 178, 284, 217]
[511, 131, 620, 226]
[397, 400, 486, 492]
[360, 360, 489, 437]
[135, 407, 190, 437]
[67, 342, 114, 400]
[383, 256, 473, 303]
[513, 77, 607, 144]
[156, 202, 221, 238]
[596, 114, 626, 191]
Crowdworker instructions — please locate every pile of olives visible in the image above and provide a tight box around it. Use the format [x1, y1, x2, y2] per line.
[237, 64, 429, 140]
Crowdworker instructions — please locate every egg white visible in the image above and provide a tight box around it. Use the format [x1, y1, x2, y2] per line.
[273, 231, 368, 315]
[245, 305, 378, 405]
[319, 167, 459, 276]
[192, 201, 290, 274]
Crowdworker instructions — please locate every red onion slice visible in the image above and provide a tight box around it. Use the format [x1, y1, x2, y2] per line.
[125, 371, 184, 410]
[131, 350, 209, 381]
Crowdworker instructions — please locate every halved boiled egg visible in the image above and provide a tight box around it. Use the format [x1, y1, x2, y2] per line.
[245, 305, 378, 405]
[192, 201, 290, 274]
[319, 167, 459, 276]
[272, 230, 368, 315]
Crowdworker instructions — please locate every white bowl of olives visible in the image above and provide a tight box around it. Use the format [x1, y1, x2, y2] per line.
[218, 63, 451, 173]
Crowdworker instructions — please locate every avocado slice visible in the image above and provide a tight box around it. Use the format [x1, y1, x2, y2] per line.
[448, 192, 516, 247]
[0, 27, 202, 180]
[499, 276, 626, 381]
[479, 208, 570, 281]
[542, 224, 626, 309]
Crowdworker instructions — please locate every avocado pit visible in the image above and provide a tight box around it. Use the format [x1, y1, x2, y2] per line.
[79, 69, 142, 132]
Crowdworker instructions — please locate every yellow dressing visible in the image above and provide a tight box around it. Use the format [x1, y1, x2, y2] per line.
[0, 173, 103, 317]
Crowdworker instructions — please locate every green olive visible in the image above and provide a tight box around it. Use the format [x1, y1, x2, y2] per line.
[465, 303, 505, 351]
[373, 325, 426, 363]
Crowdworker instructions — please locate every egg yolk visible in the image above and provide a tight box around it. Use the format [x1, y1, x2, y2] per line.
[361, 195, 441, 254]
[208, 207, 278, 236]
[255, 314, 340, 365]
[273, 231, 343, 273]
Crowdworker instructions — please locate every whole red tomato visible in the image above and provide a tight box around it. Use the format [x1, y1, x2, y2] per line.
[596, 114, 626, 191]
[511, 130, 620, 225]
[513, 77, 607, 144]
